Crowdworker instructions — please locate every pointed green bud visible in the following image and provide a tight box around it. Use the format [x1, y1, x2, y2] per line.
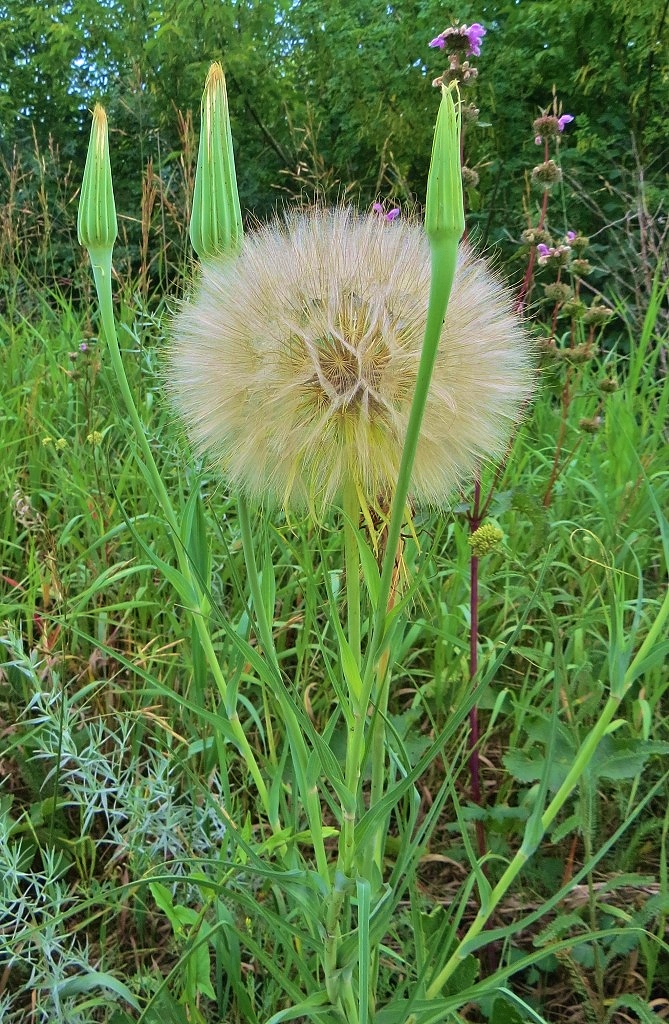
[190, 61, 243, 263]
[77, 104, 118, 263]
[425, 83, 465, 248]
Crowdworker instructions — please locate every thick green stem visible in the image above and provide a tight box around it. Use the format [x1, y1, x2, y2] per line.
[343, 479, 361, 672]
[90, 254, 272, 821]
[92, 254, 179, 536]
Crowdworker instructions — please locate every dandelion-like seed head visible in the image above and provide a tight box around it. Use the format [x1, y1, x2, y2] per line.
[167, 208, 535, 509]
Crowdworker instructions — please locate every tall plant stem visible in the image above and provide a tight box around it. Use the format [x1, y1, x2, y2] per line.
[367, 532, 403, 880]
[363, 235, 457, 689]
[343, 479, 362, 671]
[90, 256, 272, 824]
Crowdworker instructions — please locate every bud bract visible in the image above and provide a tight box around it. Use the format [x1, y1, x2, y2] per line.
[190, 61, 243, 263]
[425, 84, 465, 249]
[77, 104, 118, 262]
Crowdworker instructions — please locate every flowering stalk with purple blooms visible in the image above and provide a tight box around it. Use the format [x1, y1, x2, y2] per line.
[430, 22, 486, 57]
[514, 99, 618, 507]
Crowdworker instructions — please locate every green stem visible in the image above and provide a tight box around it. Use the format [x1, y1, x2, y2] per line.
[363, 236, 458, 689]
[622, 584, 669, 694]
[425, 693, 621, 997]
[91, 254, 178, 536]
[342, 238, 459, 883]
[90, 253, 272, 821]
[343, 479, 361, 672]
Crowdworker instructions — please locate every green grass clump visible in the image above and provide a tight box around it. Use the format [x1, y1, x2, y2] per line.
[1, 266, 667, 1022]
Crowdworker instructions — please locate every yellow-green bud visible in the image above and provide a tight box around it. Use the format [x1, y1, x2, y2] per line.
[190, 61, 243, 263]
[579, 416, 602, 434]
[426, 83, 465, 248]
[77, 104, 118, 262]
[468, 522, 504, 557]
[542, 282, 573, 304]
[582, 304, 614, 326]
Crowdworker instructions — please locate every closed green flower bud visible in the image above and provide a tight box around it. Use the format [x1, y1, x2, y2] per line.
[531, 159, 563, 190]
[542, 282, 573, 304]
[77, 104, 118, 263]
[582, 304, 614, 326]
[426, 84, 465, 250]
[424, 82, 465, 349]
[190, 61, 243, 263]
[579, 416, 602, 434]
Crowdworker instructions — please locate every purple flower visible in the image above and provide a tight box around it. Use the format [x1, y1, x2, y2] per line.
[536, 244, 552, 258]
[79, 342, 89, 352]
[566, 230, 576, 242]
[464, 23, 486, 57]
[557, 114, 574, 132]
[429, 35, 446, 49]
[535, 135, 542, 145]
[372, 202, 400, 223]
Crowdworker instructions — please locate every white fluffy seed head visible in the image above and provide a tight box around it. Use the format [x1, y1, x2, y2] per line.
[166, 207, 535, 508]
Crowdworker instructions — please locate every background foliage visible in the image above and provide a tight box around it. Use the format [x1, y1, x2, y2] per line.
[1, 0, 668, 297]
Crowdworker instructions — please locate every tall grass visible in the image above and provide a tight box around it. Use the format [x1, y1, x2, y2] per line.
[1, 85, 668, 1024]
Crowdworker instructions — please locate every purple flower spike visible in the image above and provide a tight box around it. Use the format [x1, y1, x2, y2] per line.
[429, 35, 446, 49]
[386, 208, 400, 222]
[557, 114, 574, 132]
[465, 22, 486, 56]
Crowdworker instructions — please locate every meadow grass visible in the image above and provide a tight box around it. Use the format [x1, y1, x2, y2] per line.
[1, 79, 668, 1021]
[1, 256, 667, 1023]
